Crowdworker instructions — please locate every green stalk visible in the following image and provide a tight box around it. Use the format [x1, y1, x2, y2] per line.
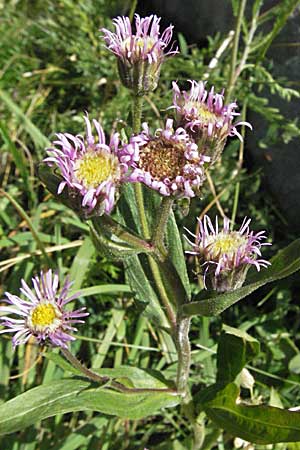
[128, 0, 138, 22]
[61, 347, 109, 384]
[132, 94, 143, 134]
[61, 348, 177, 395]
[152, 196, 174, 254]
[148, 257, 177, 331]
[176, 315, 191, 395]
[131, 94, 151, 240]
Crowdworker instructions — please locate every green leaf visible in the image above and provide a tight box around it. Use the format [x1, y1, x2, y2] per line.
[203, 383, 300, 444]
[216, 325, 260, 385]
[90, 215, 151, 260]
[124, 255, 178, 362]
[181, 239, 300, 317]
[0, 369, 180, 435]
[289, 354, 300, 375]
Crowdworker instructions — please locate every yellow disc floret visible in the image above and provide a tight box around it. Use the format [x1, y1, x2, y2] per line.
[207, 232, 247, 259]
[187, 103, 219, 123]
[28, 302, 62, 333]
[75, 151, 119, 189]
[31, 304, 57, 326]
[123, 36, 156, 53]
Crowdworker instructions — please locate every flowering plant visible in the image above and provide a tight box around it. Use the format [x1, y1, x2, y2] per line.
[1, 6, 300, 448]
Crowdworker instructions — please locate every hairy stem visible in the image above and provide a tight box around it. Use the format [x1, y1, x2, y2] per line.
[131, 94, 151, 240]
[152, 196, 174, 254]
[61, 347, 109, 384]
[148, 257, 177, 331]
[176, 315, 191, 395]
[132, 94, 143, 134]
[61, 348, 178, 395]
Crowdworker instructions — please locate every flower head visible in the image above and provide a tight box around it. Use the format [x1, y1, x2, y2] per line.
[101, 14, 178, 94]
[44, 115, 131, 216]
[185, 215, 271, 292]
[170, 80, 252, 164]
[0, 270, 88, 349]
[120, 119, 210, 197]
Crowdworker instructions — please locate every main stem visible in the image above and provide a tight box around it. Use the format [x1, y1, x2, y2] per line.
[176, 315, 191, 395]
[132, 95, 150, 240]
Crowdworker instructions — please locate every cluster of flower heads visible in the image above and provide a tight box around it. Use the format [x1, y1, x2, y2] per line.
[1, 15, 271, 354]
[44, 114, 133, 215]
[0, 270, 88, 349]
[102, 14, 178, 94]
[170, 80, 252, 164]
[41, 14, 253, 214]
[185, 215, 271, 292]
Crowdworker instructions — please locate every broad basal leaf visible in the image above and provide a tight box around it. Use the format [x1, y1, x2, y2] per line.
[203, 383, 300, 444]
[0, 368, 180, 435]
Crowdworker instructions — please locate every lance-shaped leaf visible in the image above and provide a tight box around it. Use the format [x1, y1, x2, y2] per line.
[124, 254, 178, 361]
[181, 239, 300, 317]
[216, 325, 260, 385]
[0, 367, 180, 435]
[90, 215, 153, 260]
[203, 383, 300, 444]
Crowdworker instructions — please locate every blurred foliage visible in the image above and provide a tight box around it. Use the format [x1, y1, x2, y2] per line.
[0, 0, 300, 448]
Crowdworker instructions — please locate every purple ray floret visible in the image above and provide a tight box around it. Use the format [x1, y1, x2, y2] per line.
[44, 114, 132, 214]
[171, 80, 252, 141]
[0, 270, 88, 349]
[101, 14, 178, 64]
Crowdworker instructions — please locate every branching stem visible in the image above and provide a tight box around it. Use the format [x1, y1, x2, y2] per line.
[61, 348, 178, 395]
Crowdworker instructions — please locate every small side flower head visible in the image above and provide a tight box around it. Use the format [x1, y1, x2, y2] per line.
[170, 80, 252, 164]
[120, 118, 210, 197]
[184, 215, 271, 292]
[44, 114, 133, 217]
[0, 270, 88, 349]
[101, 14, 178, 94]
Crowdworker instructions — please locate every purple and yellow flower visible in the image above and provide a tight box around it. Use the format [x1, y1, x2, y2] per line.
[44, 115, 132, 215]
[101, 14, 178, 93]
[0, 270, 88, 349]
[184, 215, 271, 292]
[170, 80, 252, 164]
[120, 118, 210, 197]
